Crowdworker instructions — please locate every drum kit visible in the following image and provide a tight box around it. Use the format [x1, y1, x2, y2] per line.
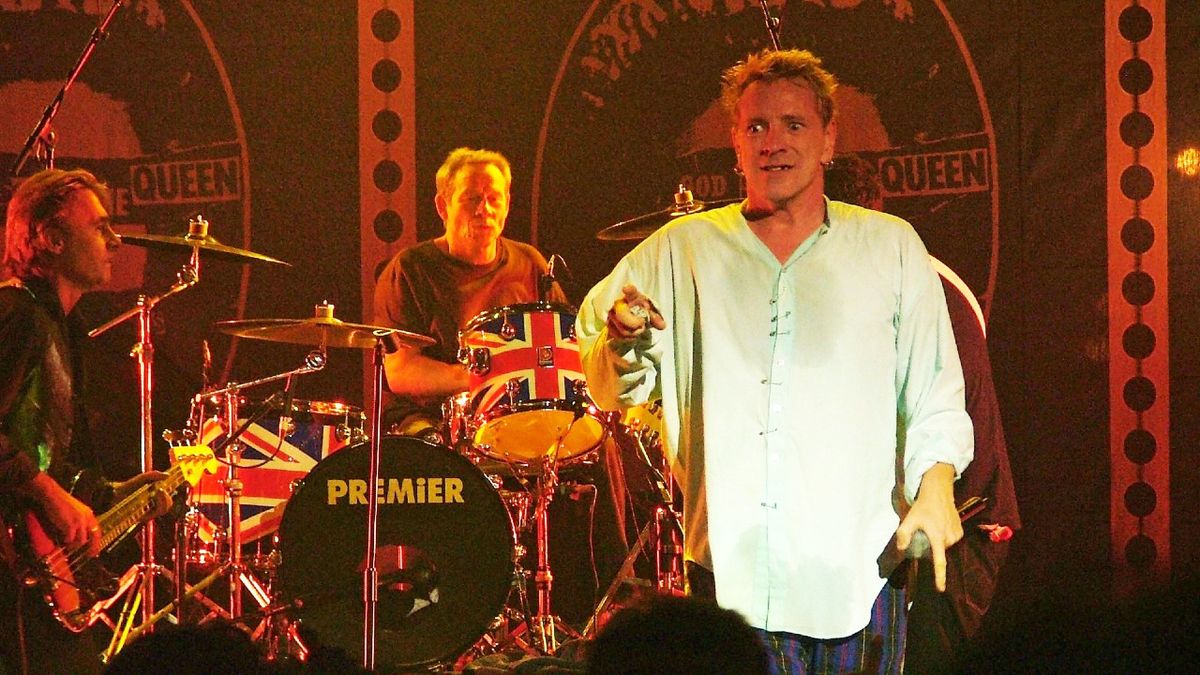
[88, 192, 714, 670]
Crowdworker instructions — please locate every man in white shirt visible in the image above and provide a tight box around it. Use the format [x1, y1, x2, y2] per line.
[576, 49, 974, 673]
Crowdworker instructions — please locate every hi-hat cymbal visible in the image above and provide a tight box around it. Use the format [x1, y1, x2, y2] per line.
[118, 216, 289, 266]
[596, 187, 740, 241]
[215, 303, 434, 350]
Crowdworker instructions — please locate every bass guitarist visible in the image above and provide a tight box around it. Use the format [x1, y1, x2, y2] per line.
[1, 168, 172, 674]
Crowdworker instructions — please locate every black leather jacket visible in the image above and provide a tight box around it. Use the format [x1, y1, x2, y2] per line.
[0, 276, 111, 509]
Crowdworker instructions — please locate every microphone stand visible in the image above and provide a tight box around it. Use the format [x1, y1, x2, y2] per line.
[10, 0, 126, 176]
[756, 0, 783, 51]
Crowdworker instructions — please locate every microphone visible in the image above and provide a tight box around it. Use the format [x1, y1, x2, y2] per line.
[539, 253, 560, 302]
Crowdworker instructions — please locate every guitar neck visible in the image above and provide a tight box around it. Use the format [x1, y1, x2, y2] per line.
[93, 466, 184, 551]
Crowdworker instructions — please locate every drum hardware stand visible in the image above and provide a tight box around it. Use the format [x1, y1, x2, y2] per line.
[102, 559, 230, 662]
[178, 352, 327, 625]
[171, 500, 231, 622]
[235, 541, 307, 664]
[88, 217, 208, 642]
[248, 598, 309, 663]
[364, 330, 404, 670]
[528, 456, 579, 653]
[494, 434, 582, 656]
[582, 421, 685, 638]
[649, 449, 684, 596]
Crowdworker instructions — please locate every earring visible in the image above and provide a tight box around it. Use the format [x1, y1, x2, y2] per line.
[733, 165, 744, 176]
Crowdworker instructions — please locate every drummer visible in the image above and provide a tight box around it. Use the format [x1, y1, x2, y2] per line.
[373, 146, 630, 623]
[373, 147, 568, 435]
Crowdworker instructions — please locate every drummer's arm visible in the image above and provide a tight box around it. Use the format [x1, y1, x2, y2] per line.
[383, 347, 469, 399]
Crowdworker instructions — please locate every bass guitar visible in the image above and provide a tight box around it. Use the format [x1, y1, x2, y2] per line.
[6, 445, 216, 632]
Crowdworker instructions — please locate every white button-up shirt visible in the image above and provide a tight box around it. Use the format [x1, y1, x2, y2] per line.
[577, 200, 973, 638]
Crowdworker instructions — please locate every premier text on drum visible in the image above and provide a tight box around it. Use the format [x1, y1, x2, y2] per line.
[326, 477, 466, 505]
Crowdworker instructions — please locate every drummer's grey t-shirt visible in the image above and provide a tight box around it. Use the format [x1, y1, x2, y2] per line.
[373, 237, 567, 425]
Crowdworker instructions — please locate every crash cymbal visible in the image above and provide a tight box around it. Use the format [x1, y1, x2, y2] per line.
[216, 303, 434, 350]
[596, 186, 740, 241]
[118, 216, 290, 266]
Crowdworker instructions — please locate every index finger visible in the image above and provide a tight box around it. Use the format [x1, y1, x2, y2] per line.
[87, 525, 102, 557]
[931, 539, 948, 592]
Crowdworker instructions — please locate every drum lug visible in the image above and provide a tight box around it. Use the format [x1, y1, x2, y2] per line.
[499, 313, 516, 340]
[469, 348, 491, 375]
[336, 420, 366, 445]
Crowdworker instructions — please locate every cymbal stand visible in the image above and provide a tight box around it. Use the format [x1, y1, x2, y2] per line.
[185, 353, 327, 623]
[89, 219, 205, 637]
[221, 394, 255, 619]
[363, 329, 413, 669]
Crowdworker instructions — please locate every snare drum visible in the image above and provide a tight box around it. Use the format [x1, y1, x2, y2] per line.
[456, 302, 607, 466]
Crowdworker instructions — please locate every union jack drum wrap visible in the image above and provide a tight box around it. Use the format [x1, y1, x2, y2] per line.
[457, 303, 606, 465]
[190, 399, 363, 546]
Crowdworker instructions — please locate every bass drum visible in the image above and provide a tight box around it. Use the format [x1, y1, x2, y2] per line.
[277, 437, 513, 670]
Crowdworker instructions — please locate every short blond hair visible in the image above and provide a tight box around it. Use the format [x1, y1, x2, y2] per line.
[434, 147, 512, 200]
[4, 168, 111, 278]
[720, 48, 838, 127]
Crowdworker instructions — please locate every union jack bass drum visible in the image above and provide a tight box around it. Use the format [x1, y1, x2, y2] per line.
[456, 302, 607, 466]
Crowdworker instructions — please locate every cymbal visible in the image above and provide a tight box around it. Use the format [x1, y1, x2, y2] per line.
[215, 303, 434, 350]
[596, 187, 740, 241]
[118, 216, 289, 266]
